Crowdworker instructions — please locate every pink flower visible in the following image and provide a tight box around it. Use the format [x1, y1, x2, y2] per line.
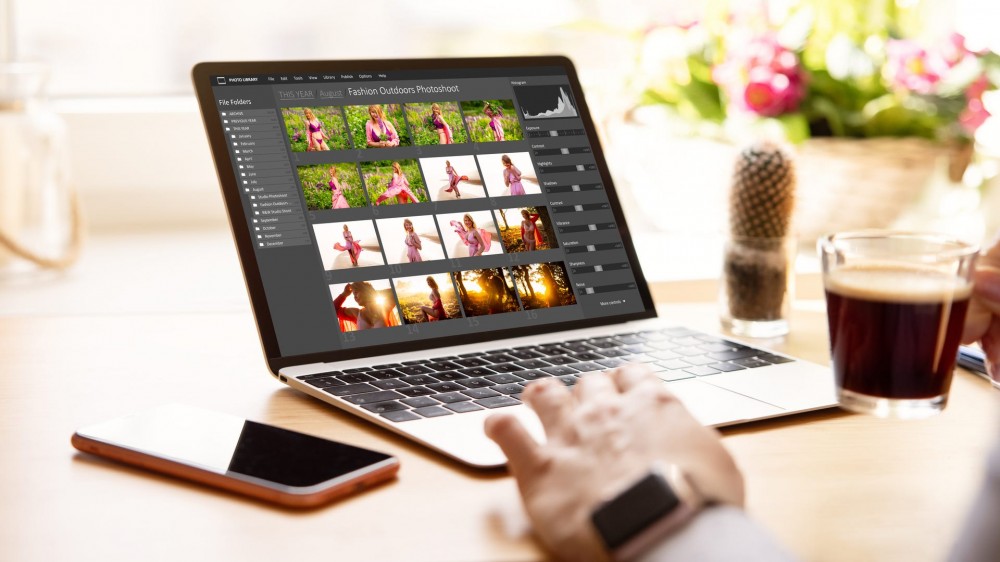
[885, 39, 948, 94]
[960, 74, 991, 134]
[713, 34, 806, 117]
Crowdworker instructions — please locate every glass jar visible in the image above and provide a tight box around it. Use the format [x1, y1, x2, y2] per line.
[0, 62, 78, 274]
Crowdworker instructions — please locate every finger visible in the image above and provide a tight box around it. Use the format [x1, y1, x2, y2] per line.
[573, 371, 618, 403]
[982, 317, 1000, 382]
[973, 266, 1000, 316]
[608, 363, 658, 393]
[522, 377, 575, 438]
[484, 413, 547, 477]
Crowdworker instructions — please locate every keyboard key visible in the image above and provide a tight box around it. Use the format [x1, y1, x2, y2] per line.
[542, 354, 576, 365]
[323, 383, 380, 397]
[538, 344, 571, 354]
[337, 373, 376, 384]
[623, 344, 654, 354]
[368, 368, 405, 380]
[303, 377, 344, 388]
[670, 337, 705, 347]
[508, 349, 544, 360]
[517, 370, 551, 380]
[428, 361, 463, 372]
[672, 346, 705, 357]
[483, 353, 519, 364]
[402, 396, 439, 408]
[490, 363, 525, 373]
[596, 358, 627, 369]
[344, 390, 406, 405]
[459, 366, 497, 377]
[698, 342, 739, 353]
[445, 401, 484, 414]
[492, 383, 524, 395]
[381, 410, 420, 423]
[373, 363, 402, 369]
[515, 359, 551, 369]
[458, 351, 485, 358]
[541, 365, 580, 377]
[402, 360, 426, 365]
[638, 330, 669, 341]
[457, 377, 496, 388]
[433, 392, 471, 404]
[431, 355, 460, 361]
[426, 381, 466, 393]
[430, 371, 468, 382]
[733, 358, 772, 369]
[758, 354, 794, 364]
[596, 348, 628, 358]
[344, 367, 373, 373]
[462, 388, 501, 399]
[588, 338, 621, 349]
[623, 354, 656, 363]
[684, 366, 721, 377]
[454, 357, 489, 368]
[680, 356, 717, 367]
[475, 396, 521, 409]
[617, 335, 647, 345]
[561, 342, 596, 353]
[568, 362, 603, 373]
[657, 359, 691, 370]
[571, 352, 604, 362]
[556, 375, 579, 386]
[708, 349, 759, 361]
[397, 365, 433, 375]
[414, 406, 452, 418]
[485, 373, 526, 385]
[651, 350, 681, 360]
[661, 327, 698, 337]
[657, 370, 694, 382]
[299, 371, 343, 380]
[371, 378, 410, 390]
[361, 401, 409, 414]
[649, 340, 679, 351]
[397, 386, 435, 397]
[401, 374, 437, 385]
[710, 362, 746, 372]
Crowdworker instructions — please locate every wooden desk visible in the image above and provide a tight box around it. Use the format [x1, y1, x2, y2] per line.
[2, 288, 996, 562]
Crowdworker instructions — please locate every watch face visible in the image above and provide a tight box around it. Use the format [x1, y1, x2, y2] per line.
[591, 470, 680, 550]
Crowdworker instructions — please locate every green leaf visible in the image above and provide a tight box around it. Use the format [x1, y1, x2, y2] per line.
[777, 114, 811, 144]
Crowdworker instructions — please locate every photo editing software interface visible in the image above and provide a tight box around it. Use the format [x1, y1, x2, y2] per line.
[210, 66, 646, 357]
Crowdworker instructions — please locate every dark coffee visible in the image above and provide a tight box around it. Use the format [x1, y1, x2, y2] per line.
[825, 266, 972, 400]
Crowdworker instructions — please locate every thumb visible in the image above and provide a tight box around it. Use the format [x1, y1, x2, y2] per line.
[484, 413, 547, 477]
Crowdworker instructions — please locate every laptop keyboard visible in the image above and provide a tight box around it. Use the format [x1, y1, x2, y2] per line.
[296, 327, 795, 423]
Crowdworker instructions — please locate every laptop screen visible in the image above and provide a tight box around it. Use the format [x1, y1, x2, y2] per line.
[201, 61, 653, 361]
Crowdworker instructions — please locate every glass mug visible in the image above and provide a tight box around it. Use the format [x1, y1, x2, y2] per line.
[819, 231, 978, 419]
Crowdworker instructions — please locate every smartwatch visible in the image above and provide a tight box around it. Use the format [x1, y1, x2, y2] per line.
[591, 464, 704, 561]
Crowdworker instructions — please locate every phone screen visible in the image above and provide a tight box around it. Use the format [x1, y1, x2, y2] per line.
[76, 404, 393, 487]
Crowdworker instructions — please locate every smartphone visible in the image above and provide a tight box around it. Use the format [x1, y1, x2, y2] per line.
[71, 403, 399, 508]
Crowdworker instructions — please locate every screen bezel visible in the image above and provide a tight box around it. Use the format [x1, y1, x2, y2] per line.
[191, 56, 657, 373]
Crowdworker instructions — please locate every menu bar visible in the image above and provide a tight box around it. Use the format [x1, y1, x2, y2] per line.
[211, 66, 562, 86]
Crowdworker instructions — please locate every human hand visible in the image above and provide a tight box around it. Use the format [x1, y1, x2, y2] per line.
[962, 237, 1000, 380]
[485, 365, 744, 562]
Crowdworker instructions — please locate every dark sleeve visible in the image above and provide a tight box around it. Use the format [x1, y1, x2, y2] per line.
[639, 506, 797, 562]
[948, 431, 1000, 562]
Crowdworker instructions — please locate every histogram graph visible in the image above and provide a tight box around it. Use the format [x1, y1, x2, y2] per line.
[515, 85, 579, 120]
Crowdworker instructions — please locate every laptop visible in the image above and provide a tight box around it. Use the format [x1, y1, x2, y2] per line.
[191, 56, 836, 468]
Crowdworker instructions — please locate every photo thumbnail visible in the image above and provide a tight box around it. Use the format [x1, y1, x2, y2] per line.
[419, 155, 485, 201]
[477, 152, 541, 197]
[312, 220, 386, 270]
[460, 99, 523, 143]
[375, 215, 446, 264]
[345, 104, 411, 148]
[436, 211, 502, 258]
[394, 273, 463, 325]
[453, 268, 521, 317]
[360, 159, 429, 205]
[297, 163, 367, 211]
[497, 206, 557, 253]
[281, 106, 350, 152]
[510, 262, 577, 310]
[404, 101, 469, 145]
[330, 279, 401, 332]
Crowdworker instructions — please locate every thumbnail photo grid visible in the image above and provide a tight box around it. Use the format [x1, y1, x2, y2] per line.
[325, 261, 578, 333]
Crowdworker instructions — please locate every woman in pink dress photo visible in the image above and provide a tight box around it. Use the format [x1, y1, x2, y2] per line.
[444, 160, 468, 198]
[304, 108, 330, 151]
[365, 105, 400, 148]
[520, 209, 542, 252]
[450, 213, 491, 257]
[334, 224, 362, 267]
[327, 166, 350, 209]
[484, 103, 505, 142]
[419, 277, 448, 322]
[375, 161, 421, 205]
[430, 103, 454, 144]
[403, 218, 423, 263]
[502, 155, 525, 196]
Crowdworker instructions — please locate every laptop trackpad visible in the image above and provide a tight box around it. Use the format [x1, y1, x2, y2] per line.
[703, 364, 837, 412]
[665, 378, 785, 426]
